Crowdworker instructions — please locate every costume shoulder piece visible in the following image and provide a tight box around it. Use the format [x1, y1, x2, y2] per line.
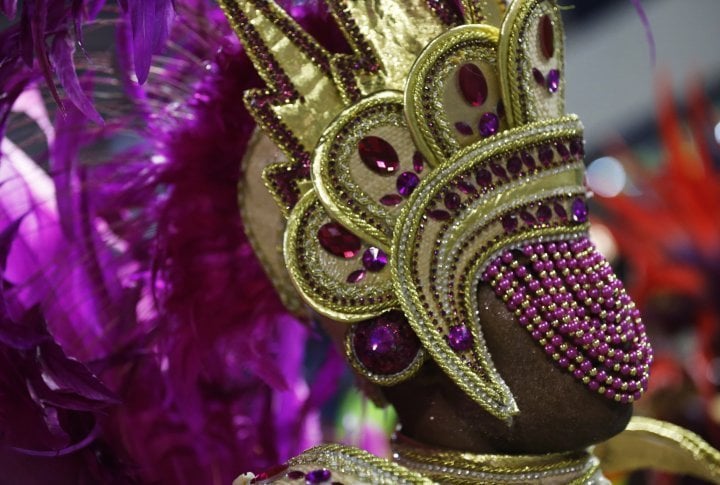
[233, 444, 433, 485]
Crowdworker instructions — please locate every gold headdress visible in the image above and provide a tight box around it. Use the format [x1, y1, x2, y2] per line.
[221, 0, 650, 421]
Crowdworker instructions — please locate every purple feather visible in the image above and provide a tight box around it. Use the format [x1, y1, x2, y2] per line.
[126, 0, 175, 84]
[50, 32, 103, 124]
[0, 0, 17, 18]
[629, 0, 656, 66]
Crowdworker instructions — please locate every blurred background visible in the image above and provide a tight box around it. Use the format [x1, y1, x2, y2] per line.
[0, 1, 719, 484]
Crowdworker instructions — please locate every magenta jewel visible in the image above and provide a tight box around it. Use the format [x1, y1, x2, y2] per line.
[458, 63, 488, 107]
[380, 194, 403, 206]
[520, 210, 536, 225]
[358, 136, 400, 175]
[318, 223, 362, 259]
[538, 145, 554, 166]
[554, 202, 568, 220]
[457, 180, 477, 195]
[347, 269, 366, 283]
[362, 247, 387, 272]
[454, 121, 474, 136]
[502, 214, 518, 233]
[448, 325, 473, 351]
[397, 171, 420, 197]
[478, 112, 500, 137]
[547, 69, 560, 93]
[539, 15, 555, 59]
[537, 204, 552, 223]
[476, 168, 492, 187]
[444, 192, 461, 210]
[507, 155, 522, 174]
[306, 469, 332, 484]
[570, 139, 584, 157]
[353, 311, 421, 375]
[571, 198, 588, 223]
[429, 210, 451, 221]
[532, 67, 545, 86]
[555, 142, 570, 160]
[413, 151, 426, 173]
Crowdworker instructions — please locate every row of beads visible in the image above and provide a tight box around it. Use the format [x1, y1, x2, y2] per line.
[481, 237, 652, 403]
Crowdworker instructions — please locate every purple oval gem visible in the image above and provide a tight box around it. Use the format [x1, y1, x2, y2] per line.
[358, 136, 400, 175]
[537, 204, 552, 223]
[502, 214, 518, 233]
[413, 151, 425, 173]
[287, 470, 305, 480]
[353, 311, 420, 375]
[444, 192, 461, 210]
[458, 63, 488, 107]
[457, 180, 477, 195]
[448, 325, 473, 351]
[490, 162, 508, 180]
[555, 142, 570, 160]
[571, 198, 588, 223]
[478, 112, 500, 138]
[532, 67, 545, 86]
[429, 209, 451, 221]
[476, 168, 492, 187]
[318, 223, 362, 259]
[347, 269, 366, 283]
[455, 121, 474, 136]
[520, 210, 536, 225]
[547, 69, 560, 93]
[380, 194, 403, 206]
[507, 155, 522, 174]
[397, 171, 420, 197]
[539, 15, 555, 59]
[306, 469, 332, 484]
[538, 145, 554, 166]
[554, 202, 568, 220]
[362, 247, 387, 272]
[522, 152, 536, 169]
[570, 139, 584, 157]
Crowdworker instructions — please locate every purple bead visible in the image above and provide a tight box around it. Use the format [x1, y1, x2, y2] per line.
[532, 67, 545, 86]
[555, 142, 570, 160]
[570, 139, 584, 157]
[547, 69, 560, 93]
[379, 194, 403, 206]
[520, 211, 536, 225]
[352, 311, 420, 375]
[444, 192, 461, 210]
[362, 247, 387, 272]
[571, 198, 588, 223]
[306, 469, 332, 484]
[412, 151, 426, 173]
[521, 152, 537, 169]
[288, 470, 305, 480]
[457, 180, 477, 195]
[536, 204, 552, 223]
[448, 325, 473, 351]
[429, 209, 451, 221]
[538, 145, 554, 166]
[478, 112, 500, 137]
[396, 171, 420, 197]
[554, 202, 568, 220]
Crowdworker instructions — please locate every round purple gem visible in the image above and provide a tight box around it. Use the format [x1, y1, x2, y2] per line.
[478, 112, 500, 138]
[537, 204, 552, 223]
[476, 168, 492, 187]
[380, 194, 403, 206]
[502, 214, 518, 233]
[305, 469, 332, 484]
[547, 69, 560, 93]
[571, 198, 588, 223]
[507, 155, 522, 174]
[353, 311, 421, 375]
[396, 171, 420, 197]
[448, 325, 473, 351]
[455, 121, 474, 136]
[444, 192, 461, 210]
[347, 269, 366, 283]
[362, 247, 387, 272]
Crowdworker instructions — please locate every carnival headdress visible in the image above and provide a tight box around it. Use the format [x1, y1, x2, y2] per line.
[220, 0, 652, 421]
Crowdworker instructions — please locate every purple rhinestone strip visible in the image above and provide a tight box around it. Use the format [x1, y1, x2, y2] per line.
[481, 237, 652, 403]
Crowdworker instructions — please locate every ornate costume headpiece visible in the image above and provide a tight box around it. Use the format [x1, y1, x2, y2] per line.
[221, 0, 652, 421]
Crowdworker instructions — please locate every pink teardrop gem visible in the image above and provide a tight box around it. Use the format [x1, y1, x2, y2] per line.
[458, 63, 488, 107]
[358, 136, 400, 175]
[318, 222, 362, 259]
[539, 15, 554, 59]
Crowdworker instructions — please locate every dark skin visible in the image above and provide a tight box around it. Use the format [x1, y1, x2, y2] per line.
[322, 284, 632, 455]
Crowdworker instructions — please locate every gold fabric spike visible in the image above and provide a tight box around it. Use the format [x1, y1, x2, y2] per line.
[459, 0, 507, 26]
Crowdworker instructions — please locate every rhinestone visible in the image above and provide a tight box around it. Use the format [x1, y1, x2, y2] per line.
[457, 63, 488, 107]
[358, 136, 400, 175]
[318, 223, 362, 259]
